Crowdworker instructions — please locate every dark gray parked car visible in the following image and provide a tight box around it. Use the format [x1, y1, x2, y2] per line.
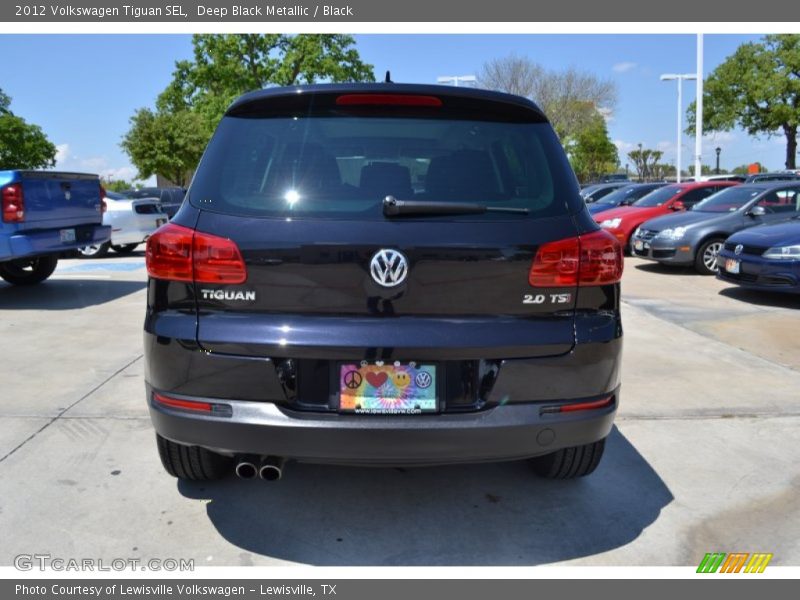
[632, 182, 800, 274]
[579, 182, 629, 203]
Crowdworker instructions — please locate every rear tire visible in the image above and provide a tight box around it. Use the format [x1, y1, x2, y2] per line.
[0, 255, 58, 285]
[77, 242, 110, 259]
[529, 438, 606, 479]
[111, 243, 139, 254]
[156, 434, 233, 481]
[694, 238, 724, 275]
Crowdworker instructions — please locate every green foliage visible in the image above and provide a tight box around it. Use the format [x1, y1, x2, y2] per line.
[101, 178, 140, 193]
[569, 112, 619, 182]
[0, 88, 57, 170]
[687, 34, 800, 169]
[120, 109, 207, 187]
[157, 34, 375, 130]
[123, 34, 375, 184]
[0, 88, 10, 114]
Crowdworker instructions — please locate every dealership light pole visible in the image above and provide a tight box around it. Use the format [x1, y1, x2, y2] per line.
[660, 73, 696, 183]
[436, 75, 477, 87]
[695, 34, 704, 180]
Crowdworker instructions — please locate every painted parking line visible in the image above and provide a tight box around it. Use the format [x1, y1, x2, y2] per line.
[56, 262, 144, 273]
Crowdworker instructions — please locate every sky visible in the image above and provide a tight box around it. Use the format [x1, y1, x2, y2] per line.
[0, 33, 785, 184]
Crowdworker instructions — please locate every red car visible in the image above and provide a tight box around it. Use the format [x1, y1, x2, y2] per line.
[593, 181, 740, 251]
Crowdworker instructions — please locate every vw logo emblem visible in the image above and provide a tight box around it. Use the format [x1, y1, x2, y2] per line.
[370, 249, 408, 287]
[415, 371, 432, 389]
[734, 244, 744, 255]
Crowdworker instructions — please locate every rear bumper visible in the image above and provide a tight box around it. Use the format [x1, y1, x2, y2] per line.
[148, 387, 618, 465]
[0, 224, 111, 261]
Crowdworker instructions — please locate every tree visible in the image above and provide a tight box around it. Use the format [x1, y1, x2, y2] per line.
[120, 109, 207, 187]
[687, 35, 800, 169]
[569, 111, 619, 182]
[157, 34, 375, 130]
[101, 178, 141, 193]
[0, 88, 57, 170]
[123, 35, 375, 183]
[479, 55, 617, 144]
[627, 145, 664, 181]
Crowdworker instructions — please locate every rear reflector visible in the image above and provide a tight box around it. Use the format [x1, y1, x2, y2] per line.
[152, 392, 212, 413]
[529, 229, 623, 287]
[541, 395, 614, 415]
[152, 392, 233, 417]
[2, 183, 25, 223]
[146, 222, 247, 284]
[336, 94, 443, 107]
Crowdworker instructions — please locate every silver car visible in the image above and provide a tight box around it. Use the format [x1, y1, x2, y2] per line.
[632, 182, 800, 274]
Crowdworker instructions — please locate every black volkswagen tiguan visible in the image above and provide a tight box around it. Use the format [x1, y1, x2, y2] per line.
[144, 83, 623, 482]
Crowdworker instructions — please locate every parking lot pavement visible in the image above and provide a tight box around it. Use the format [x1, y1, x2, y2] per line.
[1, 252, 798, 566]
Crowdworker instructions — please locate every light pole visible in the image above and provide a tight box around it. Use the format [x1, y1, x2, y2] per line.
[436, 75, 477, 87]
[660, 73, 697, 183]
[695, 34, 704, 180]
[715, 147, 721, 174]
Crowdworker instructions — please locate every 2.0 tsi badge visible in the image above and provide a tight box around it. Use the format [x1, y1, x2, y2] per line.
[370, 249, 408, 287]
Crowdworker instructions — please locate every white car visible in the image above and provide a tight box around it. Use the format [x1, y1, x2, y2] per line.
[78, 191, 167, 258]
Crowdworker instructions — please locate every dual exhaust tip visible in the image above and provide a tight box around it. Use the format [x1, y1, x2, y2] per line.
[235, 456, 284, 481]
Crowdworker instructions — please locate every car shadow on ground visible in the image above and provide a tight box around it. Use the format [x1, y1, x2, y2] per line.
[718, 286, 800, 309]
[177, 427, 673, 566]
[633, 262, 700, 276]
[0, 279, 146, 310]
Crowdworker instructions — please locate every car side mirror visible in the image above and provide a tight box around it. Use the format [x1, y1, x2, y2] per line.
[748, 205, 766, 217]
[671, 200, 685, 211]
[620, 198, 634, 206]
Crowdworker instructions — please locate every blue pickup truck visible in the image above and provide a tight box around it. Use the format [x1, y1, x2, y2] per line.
[0, 170, 111, 285]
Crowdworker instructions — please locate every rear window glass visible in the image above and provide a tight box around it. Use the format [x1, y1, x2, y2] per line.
[633, 185, 683, 207]
[189, 115, 577, 220]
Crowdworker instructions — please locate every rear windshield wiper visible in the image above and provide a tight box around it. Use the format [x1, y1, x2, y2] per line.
[383, 196, 529, 217]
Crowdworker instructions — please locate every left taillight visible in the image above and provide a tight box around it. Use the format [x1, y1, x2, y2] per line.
[146, 222, 247, 284]
[2, 183, 24, 223]
[99, 184, 107, 214]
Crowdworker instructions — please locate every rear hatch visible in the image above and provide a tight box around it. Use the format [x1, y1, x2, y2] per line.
[187, 87, 584, 362]
[147, 86, 624, 412]
[13, 171, 102, 230]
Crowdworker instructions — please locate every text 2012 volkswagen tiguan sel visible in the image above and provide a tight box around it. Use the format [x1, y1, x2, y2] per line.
[144, 84, 623, 482]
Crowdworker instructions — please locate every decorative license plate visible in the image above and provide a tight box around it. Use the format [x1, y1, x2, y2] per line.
[339, 362, 437, 414]
[725, 258, 740, 274]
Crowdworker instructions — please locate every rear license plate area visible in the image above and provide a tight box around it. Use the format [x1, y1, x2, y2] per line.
[338, 361, 438, 414]
[59, 228, 76, 243]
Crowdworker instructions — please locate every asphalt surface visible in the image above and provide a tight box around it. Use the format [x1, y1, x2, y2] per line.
[1, 252, 798, 567]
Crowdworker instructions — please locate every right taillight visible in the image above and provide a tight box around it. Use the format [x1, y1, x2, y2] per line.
[146, 223, 246, 284]
[2, 183, 25, 223]
[529, 229, 622, 287]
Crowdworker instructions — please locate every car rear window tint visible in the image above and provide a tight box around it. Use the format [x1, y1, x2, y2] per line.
[189, 115, 577, 220]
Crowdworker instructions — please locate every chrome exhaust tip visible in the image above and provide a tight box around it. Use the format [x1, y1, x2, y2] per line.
[235, 459, 258, 479]
[259, 456, 285, 481]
